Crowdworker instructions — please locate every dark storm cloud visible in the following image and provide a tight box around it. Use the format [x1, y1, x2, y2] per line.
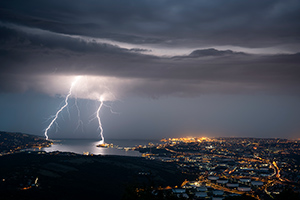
[1, 0, 300, 48]
[0, 23, 299, 97]
[176, 49, 247, 58]
[0, 0, 300, 97]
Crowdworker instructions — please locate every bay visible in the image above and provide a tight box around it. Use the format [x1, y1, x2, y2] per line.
[42, 139, 160, 156]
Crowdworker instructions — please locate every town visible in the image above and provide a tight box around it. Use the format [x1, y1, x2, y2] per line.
[133, 137, 300, 199]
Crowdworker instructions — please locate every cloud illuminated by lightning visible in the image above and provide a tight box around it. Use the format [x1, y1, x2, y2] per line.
[44, 76, 81, 140]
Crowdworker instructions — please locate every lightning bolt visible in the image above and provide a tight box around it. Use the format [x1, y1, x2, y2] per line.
[96, 97, 105, 144]
[74, 98, 84, 133]
[44, 76, 81, 140]
[103, 103, 121, 115]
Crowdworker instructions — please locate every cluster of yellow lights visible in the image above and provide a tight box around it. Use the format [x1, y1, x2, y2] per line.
[163, 137, 210, 143]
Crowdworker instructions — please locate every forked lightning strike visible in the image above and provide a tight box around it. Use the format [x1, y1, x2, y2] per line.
[96, 97, 105, 144]
[74, 98, 84, 132]
[44, 76, 81, 140]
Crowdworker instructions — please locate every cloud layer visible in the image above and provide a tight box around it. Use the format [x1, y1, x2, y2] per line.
[0, 0, 300, 99]
[1, 0, 300, 47]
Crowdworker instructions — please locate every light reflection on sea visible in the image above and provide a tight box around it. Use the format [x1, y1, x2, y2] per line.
[42, 139, 159, 157]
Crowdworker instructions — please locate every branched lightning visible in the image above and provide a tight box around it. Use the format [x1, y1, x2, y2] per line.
[96, 97, 105, 144]
[44, 76, 81, 140]
[88, 98, 120, 145]
[74, 98, 84, 132]
[54, 121, 59, 133]
[103, 103, 121, 115]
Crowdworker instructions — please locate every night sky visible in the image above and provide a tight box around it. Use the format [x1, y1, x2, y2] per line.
[0, 0, 300, 139]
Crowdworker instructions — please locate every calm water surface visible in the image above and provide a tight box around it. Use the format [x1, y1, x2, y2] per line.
[42, 139, 160, 157]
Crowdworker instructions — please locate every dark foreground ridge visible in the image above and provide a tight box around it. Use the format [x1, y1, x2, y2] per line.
[0, 151, 191, 200]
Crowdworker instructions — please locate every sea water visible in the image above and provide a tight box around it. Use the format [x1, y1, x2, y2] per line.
[42, 139, 160, 156]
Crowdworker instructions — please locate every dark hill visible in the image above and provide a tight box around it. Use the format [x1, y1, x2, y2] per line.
[0, 151, 193, 200]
